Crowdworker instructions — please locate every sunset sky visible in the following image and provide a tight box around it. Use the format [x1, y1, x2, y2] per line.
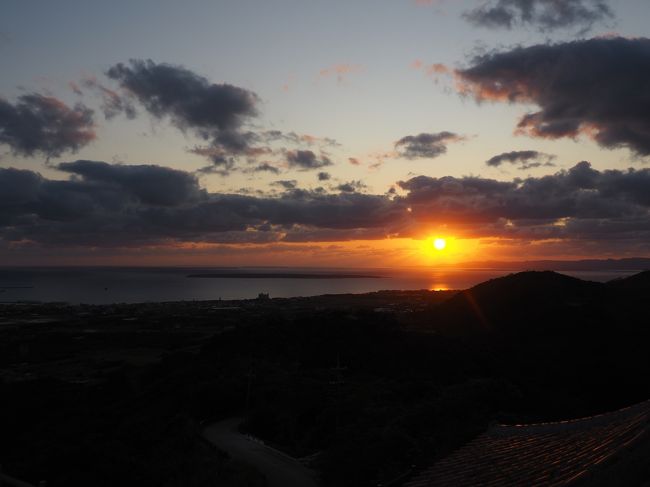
[2, 0, 650, 266]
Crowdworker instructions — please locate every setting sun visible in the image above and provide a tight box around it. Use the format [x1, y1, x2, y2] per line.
[433, 238, 447, 251]
[417, 236, 471, 264]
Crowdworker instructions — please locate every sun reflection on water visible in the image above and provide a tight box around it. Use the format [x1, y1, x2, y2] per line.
[429, 284, 450, 291]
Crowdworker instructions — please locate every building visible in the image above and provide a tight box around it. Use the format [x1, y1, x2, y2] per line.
[405, 399, 650, 486]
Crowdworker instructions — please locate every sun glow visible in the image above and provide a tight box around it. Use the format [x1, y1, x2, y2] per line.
[416, 235, 471, 264]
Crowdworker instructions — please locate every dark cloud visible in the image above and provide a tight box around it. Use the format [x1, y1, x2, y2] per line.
[104, 61, 344, 172]
[486, 150, 556, 169]
[395, 132, 463, 159]
[272, 180, 298, 190]
[0, 167, 41, 207]
[457, 37, 650, 157]
[251, 163, 280, 175]
[81, 77, 137, 120]
[2, 160, 649, 254]
[261, 130, 340, 148]
[318, 172, 331, 181]
[57, 160, 204, 206]
[0, 161, 400, 247]
[286, 150, 333, 170]
[191, 131, 339, 174]
[463, 0, 613, 32]
[398, 161, 650, 225]
[281, 226, 392, 243]
[0, 94, 95, 158]
[107, 59, 259, 152]
[336, 180, 367, 193]
[190, 146, 237, 175]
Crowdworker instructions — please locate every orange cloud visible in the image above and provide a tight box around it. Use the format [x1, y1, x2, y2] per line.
[412, 60, 452, 83]
[454, 71, 537, 103]
[427, 63, 449, 75]
[319, 64, 362, 83]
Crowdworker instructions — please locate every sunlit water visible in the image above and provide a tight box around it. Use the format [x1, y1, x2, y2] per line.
[0, 267, 639, 305]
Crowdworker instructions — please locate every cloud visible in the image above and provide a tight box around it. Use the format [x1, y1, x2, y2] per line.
[2, 160, 650, 255]
[106, 59, 259, 152]
[250, 163, 281, 175]
[68, 81, 83, 96]
[398, 161, 650, 226]
[411, 60, 451, 78]
[457, 37, 650, 157]
[103, 61, 344, 172]
[81, 76, 137, 120]
[191, 147, 237, 175]
[318, 64, 362, 83]
[348, 157, 361, 166]
[190, 130, 340, 175]
[318, 172, 331, 181]
[336, 180, 367, 193]
[395, 132, 463, 159]
[0, 167, 42, 208]
[486, 150, 556, 169]
[463, 0, 613, 32]
[0, 94, 95, 158]
[57, 160, 204, 206]
[286, 150, 333, 170]
[0, 161, 399, 248]
[262, 130, 340, 148]
[272, 179, 298, 190]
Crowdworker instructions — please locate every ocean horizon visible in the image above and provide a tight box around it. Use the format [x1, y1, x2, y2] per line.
[0, 266, 640, 305]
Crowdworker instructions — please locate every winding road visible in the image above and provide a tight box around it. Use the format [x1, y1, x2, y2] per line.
[203, 418, 321, 487]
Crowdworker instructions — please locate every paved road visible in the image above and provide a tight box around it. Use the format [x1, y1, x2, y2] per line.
[203, 418, 321, 487]
[0, 472, 39, 487]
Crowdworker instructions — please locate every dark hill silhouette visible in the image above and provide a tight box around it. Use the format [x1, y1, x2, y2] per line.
[603, 270, 650, 359]
[607, 269, 650, 295]
[419, 270, 650, 417]
[428, 271, 604, 337]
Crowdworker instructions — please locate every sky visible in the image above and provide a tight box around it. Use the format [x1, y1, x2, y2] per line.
[1, 0, 650, 267]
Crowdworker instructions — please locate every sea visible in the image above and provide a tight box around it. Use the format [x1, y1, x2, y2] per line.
[0, 267, 639, 305]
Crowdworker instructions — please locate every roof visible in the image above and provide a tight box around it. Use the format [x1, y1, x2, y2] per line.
[405, 399, 650, 487]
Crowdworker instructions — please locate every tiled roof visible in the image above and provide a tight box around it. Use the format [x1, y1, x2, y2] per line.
[405, 400, 650, 487]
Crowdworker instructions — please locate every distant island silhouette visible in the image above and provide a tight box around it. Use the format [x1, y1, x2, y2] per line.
[187, 272, 384, 279]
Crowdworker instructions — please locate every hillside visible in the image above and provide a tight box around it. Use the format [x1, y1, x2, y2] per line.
[427, 271, 605, 337]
